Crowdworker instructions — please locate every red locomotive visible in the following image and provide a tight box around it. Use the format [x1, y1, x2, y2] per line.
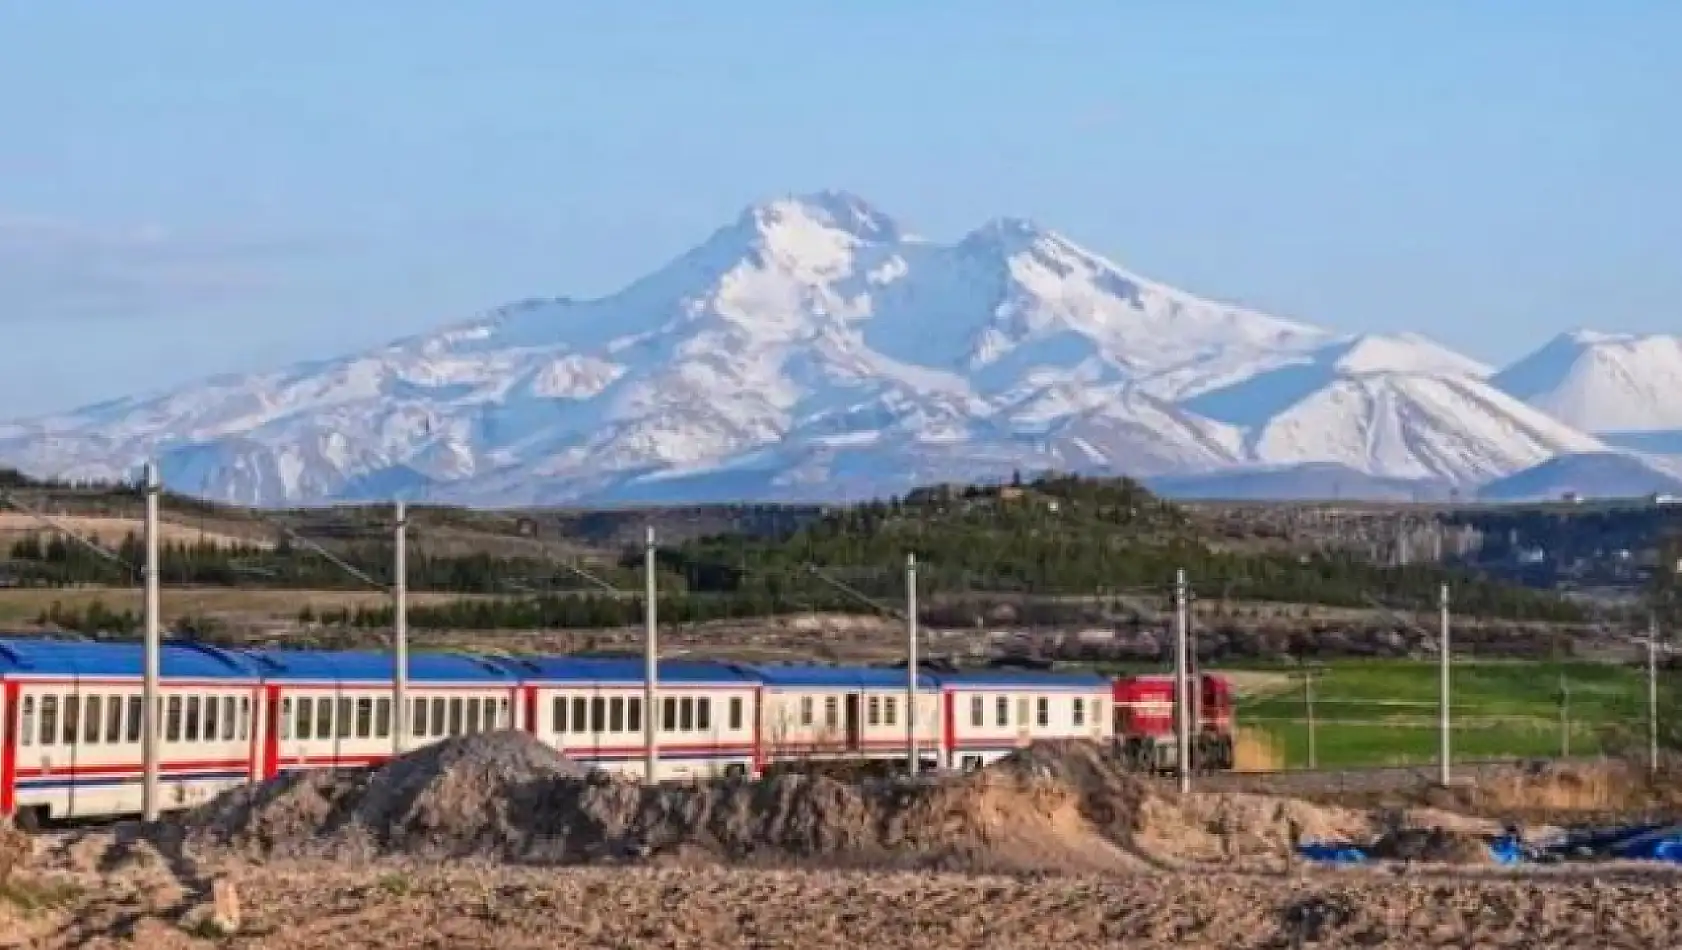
[1112, 672, 1235, 771]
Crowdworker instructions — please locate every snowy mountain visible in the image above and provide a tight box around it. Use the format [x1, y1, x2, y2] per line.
[1493, 331, 1682, 434]
[0, 190, 1663, 506]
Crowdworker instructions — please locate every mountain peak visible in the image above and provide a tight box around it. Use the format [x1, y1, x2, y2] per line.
[1495, 329, 1682, 433]
[739, 190, 902, 244]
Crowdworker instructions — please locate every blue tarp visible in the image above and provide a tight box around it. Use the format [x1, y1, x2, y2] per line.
[1295, 842, 1367, 864]
[1297, 835, 1526, 866]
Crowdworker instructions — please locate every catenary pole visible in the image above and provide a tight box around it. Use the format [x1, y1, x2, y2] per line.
[1439, 583, 1452, 786]
[1175, 569, 1191, 794]
[907, 553, 919, 775]
[141, 462, 162, 822]
[644, 526, 660, 784]
[1650, 612, 1661, 776]
[393, 500, 408, 756]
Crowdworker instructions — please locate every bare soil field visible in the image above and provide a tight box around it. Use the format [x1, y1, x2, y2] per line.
[5, 738, 1682, 947]
[0, 514, 267, 550]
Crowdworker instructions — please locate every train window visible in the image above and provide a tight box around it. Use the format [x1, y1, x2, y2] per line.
[822, 696, 837, 729]
[411, 698, 427, 737]
[867, 696, 880, 726]
[448, 698, 464, 735]
[223, 697, 237, 740]
[662, 697, 677, 732]
[996, 696, 1008, 727]
[550, 697, 565, 733]
[883, 696, 896, 726]
[106, 694, 122, 744]
[127, 696, 142, 743]
[337, 698, 354, 738]
[166, 696, 182, 743]
[627, 697, 642, 733]
[355, 698, 373, 738]
[970, 695, 983, 728]
[203, 695, 220, 743]
[85, 695, 102, 744]
[589, 697, 605, 733]
[727, 697, 742, 731]
[316, 697, 333, 740]
[185, 696, 203, 742]
[63, 694, 81, 745]
[19, 696, 33, 747]
[497, 698, 508, 729]
[239, 697, 249, 740]
[697, 698, 710, 731]
[608, 697, 624, 733]
[1017, 697, 1029, 729]
[297, 697, 313, 738]
[281, 699, 294, 740]
[799, 697, 813, 726]
[570, 697, 586, 733]
[679, 697, 694, 732]
[39, 695, 57, 746]
[376, 698, 392, 738]
[466, 698, 482, 734]
[1035, 697, 1049, 728]
[1072, 698, 1085, 727]
[430, 698, 445, 737]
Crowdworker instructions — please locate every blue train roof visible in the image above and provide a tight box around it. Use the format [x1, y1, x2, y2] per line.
[932, 669, 1112, 690]
[737, 663, 939, 690]
[240, 648, 516, 684]
[0, 637, 257, 680]
[492, 655, 757, 685]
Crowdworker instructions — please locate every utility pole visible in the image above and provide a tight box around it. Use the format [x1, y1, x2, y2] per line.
[643, 526, 659, 785]
[1559, 675, 1571, 759]
[392, 500, 408, 756]
[906, 553, 919, 775]
[1649, 612, 1660, 776]
[1175, 568, 1191, 793]
[141, 461, 162, 822]
[1304, 670, 1318, 770]
[1438, 583, 1451, 787]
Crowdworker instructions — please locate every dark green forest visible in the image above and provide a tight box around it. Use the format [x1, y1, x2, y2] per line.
[14, 474, 1588, 633]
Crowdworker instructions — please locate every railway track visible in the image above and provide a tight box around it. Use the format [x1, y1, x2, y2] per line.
[1153, 756, 1611, 797]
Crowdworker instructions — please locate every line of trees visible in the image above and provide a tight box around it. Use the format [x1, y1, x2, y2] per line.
[10, 473, 1588, 629]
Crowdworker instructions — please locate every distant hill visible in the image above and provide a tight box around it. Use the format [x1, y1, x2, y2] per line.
[1476, 452, 1682, 503]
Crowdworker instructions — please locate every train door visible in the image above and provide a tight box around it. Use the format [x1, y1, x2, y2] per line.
[261, 686, 283, 780]
[61, 684, 81, 819]
[843, 693, 861, 751]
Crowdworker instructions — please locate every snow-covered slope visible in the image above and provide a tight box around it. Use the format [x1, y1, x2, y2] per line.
[0, 190, 1656, 505]
[1494, 331, 1682, 433]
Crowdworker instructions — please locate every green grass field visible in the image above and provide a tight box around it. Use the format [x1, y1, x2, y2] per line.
[1226, 660, 1651, 768]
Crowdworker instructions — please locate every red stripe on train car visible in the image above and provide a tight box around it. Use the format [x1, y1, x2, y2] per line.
[14, 756, 252, 778]
[941, 690, 956, 762]
[2, 681, 20, 816]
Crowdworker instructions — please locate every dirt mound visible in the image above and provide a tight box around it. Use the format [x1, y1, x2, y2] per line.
[187, 730, 592, 860]
[184, 735, 1156, 872]
[0, 819, 31, 883]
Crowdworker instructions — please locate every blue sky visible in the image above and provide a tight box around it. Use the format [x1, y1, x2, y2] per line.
[2, 2, 1677, 416]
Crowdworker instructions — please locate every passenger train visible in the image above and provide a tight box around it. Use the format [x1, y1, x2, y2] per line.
[0, 637, 1113, 825]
